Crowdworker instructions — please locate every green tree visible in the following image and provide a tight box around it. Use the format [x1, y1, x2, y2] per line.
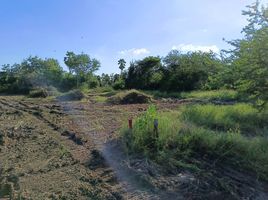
[163, 50, 222, 91]
[64, 51, 100, 88]
[125, 56, 162, 90]
[225, 0, 268, 107]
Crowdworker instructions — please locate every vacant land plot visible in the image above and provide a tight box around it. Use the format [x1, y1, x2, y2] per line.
[0, 94, 267, 199]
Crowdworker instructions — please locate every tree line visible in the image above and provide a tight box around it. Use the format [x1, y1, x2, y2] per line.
[0, 1, 267, 105]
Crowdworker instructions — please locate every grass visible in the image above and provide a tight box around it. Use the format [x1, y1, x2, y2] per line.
[181, 103, 268, 135]
[121, 104, 268, 181]
[144, 90, 182, 99]
[89, 87, 119, 98]
[92, 95, 107, 103]
[180, 89, 240, 101]
[144, 89, 240, 101]
[56, 89, 85, 101]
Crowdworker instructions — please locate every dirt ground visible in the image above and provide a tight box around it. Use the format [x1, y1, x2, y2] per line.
[0, 95, 268, 200]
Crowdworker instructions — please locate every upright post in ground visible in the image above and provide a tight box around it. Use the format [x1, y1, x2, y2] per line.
[128, 119, 133, 130]
[126, 119, 133, 149]
[154, 119, 159, 139]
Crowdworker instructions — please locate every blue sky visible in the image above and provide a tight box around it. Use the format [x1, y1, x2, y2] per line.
[0, 0, 267, 74]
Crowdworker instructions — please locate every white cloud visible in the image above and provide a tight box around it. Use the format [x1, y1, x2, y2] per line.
[172, 44, 220, 54]
[119, 48, 150, 56]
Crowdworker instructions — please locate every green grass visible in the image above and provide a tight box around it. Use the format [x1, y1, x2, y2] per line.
[180, 89, 240, 101]
[89, 86, 115, 94]
[181, 103, 268, 135]
[92, 95, 108, 103]
[144, 90, 182, 99]
[144, 89, 240, 101]
[121, 104, 268, 181]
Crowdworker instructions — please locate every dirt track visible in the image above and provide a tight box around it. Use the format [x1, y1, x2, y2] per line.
[1, 96, 268, 200]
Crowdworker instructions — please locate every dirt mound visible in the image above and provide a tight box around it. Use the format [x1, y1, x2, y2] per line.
[28, 88, 49, 98]
[108, 90, 152, 104]
[56, 89, 85, 101]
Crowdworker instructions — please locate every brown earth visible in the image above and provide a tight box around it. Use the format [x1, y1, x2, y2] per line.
[0, 95, 267, 200]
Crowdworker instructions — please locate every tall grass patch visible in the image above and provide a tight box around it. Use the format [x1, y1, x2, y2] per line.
[121, 105, 268, 180]
[182, 104, 268, 135]
[181, 89, 240, 101]
[123, 105, 181, 155]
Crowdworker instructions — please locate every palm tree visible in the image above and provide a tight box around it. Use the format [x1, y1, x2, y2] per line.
[118, 59, 126, 73]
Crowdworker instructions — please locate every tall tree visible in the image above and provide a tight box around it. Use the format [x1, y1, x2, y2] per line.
[118, 59, 126, 73]
[64, 52, 100, 88]
[225, 0, 268, 107]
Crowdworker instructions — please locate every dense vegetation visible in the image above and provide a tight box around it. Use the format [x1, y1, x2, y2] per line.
[0, 2, 267, 107]
[121, 104, 268, 180]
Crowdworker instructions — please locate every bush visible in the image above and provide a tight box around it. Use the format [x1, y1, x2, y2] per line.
[108, 90, 152, 104]
[181, 104, 268, 135]
[28, 88, 49, 98]
[113, 79, 125, 90]
[56, 89, 85, 101]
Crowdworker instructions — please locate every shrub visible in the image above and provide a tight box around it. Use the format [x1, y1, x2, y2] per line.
[28, 88, 49, 98]
[56, 89, 85, 101]
[113, 79, 125, 90]
[108, 90, 152, 104]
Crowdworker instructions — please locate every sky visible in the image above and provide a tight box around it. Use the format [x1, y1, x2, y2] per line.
[0, 0, 268, 74]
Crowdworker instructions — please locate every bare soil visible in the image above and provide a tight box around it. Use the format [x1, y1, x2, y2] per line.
[0, 95, 267, 199]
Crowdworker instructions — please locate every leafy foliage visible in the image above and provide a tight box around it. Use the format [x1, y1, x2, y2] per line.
[210, 1, 268, 106]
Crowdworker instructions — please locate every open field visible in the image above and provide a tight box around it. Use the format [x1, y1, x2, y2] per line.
[0, 93, 267, 200]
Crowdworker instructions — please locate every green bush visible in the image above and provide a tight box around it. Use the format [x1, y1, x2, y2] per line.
[181, 104, 268, 135]
[56, 89, 85, 101]
[113, 79, 125, 90]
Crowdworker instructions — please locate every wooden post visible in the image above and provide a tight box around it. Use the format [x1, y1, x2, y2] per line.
[154, 119, 159, 139]
[128, 119, 133, 130]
